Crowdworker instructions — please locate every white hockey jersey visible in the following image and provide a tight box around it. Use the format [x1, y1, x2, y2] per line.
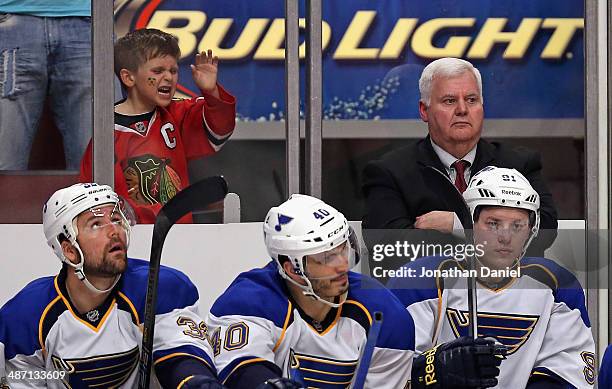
[388, 256, 596, 389]
[206, 261, 415, 388]
[0, 258, 214, 388]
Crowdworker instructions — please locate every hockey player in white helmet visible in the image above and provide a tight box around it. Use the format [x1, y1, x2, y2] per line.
[207, 194, 417, 388]
[389, 167, 596, 388]
[43, 182, 135, 293]
[463, 165, 540, 286]
[0, 183, 223, 388]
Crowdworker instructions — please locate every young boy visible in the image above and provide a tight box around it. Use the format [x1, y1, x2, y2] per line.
[80, 28, 236, 223]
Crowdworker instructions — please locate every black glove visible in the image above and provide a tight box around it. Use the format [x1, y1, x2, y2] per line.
[255, 377, 304, 389]
[181, 374, 226, 389]
[411, 336, 506, 389]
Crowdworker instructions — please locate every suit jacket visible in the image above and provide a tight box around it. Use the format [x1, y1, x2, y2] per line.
[362, 136, 558, 255]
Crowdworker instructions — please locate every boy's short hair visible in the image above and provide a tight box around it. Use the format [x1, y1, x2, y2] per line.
[114, 28, 181, 79]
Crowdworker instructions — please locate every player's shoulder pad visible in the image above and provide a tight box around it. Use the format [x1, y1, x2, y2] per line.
[121, 258, 199, 317]
[346, 272, 415, 351]
[386, 255, 453, 308]
[210, 261, 290, 329]
[0, 276, 57, 358]
[521, 257, 590, 327]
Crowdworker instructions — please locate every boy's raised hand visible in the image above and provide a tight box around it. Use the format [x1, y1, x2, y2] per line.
[191, 49, 220, 98]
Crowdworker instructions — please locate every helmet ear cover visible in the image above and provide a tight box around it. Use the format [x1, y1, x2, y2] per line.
[277, 254, 291, 268]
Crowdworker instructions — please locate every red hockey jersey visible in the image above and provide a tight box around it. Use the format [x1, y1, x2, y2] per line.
[80, 85, 235, 223]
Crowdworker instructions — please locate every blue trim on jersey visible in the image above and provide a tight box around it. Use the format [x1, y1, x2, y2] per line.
[386, 256, 450, 308]
[210, 262, 290, 329]
[154, 344, 215, 372]
[600, 345, 612, 389]
[346, 271, 415, 351]
[218, 355, 264, 383]
[0, 275, 57, 359]
[531, 367, 576, 388]
[521, 257, 591, 328]
[121, 258, 200, 318]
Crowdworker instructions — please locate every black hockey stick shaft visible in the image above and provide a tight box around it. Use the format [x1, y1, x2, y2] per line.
[425, 167, 478, 338]
[353, 311, 383, 389]
[137, 176, 228, 389]
[466, 260, 478, 339]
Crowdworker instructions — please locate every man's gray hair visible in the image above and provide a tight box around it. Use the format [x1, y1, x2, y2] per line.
[419, 57, 483, 106]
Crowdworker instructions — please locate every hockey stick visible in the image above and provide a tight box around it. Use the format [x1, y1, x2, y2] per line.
[352, 311, 383, 389]
[137, 176, 229, 389]
[424, 167, 478, 339]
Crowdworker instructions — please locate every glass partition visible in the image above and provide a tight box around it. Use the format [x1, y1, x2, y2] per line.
[112, 0, 288, 223]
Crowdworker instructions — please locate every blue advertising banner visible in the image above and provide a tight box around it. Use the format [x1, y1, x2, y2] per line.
[114, 0, 583, 121]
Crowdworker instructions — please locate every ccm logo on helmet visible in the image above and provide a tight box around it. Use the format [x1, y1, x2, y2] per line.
[327, 226, 343, 238]
[501, 189, 522, 196]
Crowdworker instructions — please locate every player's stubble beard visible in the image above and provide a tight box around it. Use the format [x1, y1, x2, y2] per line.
[83, 237, 128, 278]
[311, 275, 349, 300]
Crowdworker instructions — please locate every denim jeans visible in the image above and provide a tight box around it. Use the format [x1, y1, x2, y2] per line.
[0, 13, 92, 170]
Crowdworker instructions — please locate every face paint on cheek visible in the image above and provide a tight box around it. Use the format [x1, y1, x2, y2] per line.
[147, 77, 156, 86]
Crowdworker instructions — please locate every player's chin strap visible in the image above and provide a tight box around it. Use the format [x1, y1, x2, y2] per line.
[281, 267, 348, 308]
[63, 243, 121, 294]
[302, 275, 348, 308]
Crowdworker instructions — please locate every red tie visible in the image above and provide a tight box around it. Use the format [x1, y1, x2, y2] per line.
[452, 160, 470, 193]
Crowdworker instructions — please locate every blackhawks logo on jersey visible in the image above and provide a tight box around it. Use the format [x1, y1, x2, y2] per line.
[123, 154, 182, 205]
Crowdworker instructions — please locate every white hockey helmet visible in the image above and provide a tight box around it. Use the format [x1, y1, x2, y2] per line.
[463, 166, 540, 254]
[43, 183, 134, 292]
[263, 194, 361, 307]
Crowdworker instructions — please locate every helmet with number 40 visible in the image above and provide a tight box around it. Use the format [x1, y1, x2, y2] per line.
[263, 194, 362, 307]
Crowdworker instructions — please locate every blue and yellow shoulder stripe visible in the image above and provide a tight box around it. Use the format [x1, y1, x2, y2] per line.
[0, 275, 57, 359]
[120, 258, 200, 318]
[210, 261, 291, 330]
